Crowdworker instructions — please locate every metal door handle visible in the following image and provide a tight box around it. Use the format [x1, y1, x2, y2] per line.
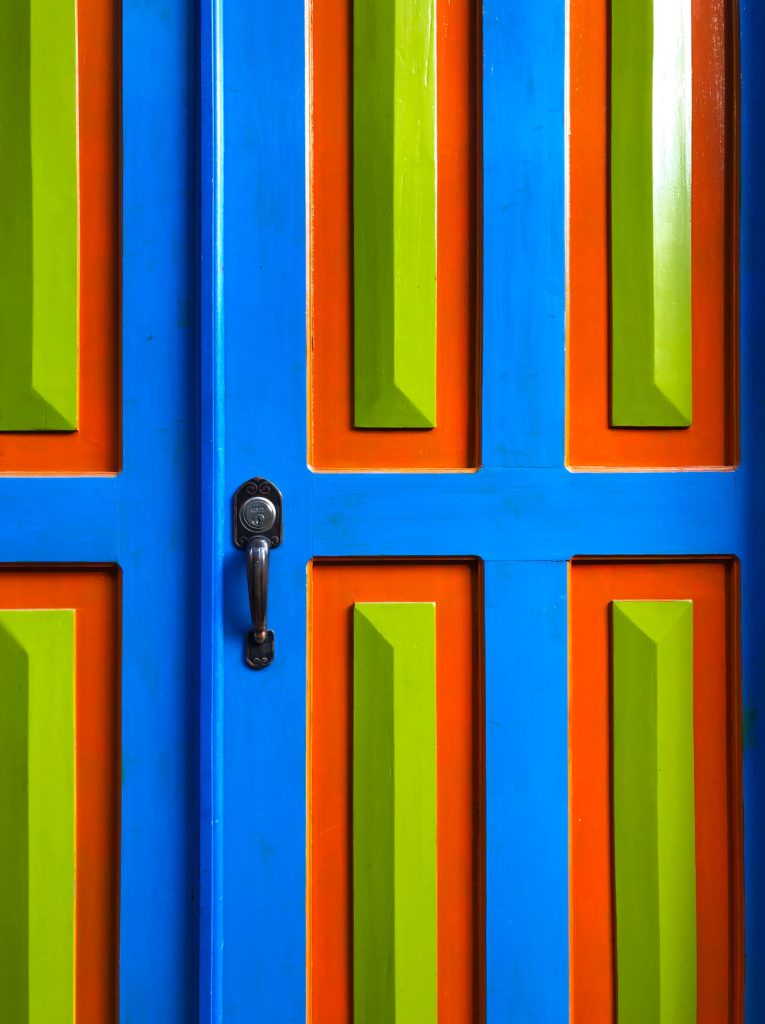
[234, 477, 283, 669]
[247, 535, 271, 655]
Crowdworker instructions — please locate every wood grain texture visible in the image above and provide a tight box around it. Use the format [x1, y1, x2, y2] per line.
[570, 561, 742, 1024]
[309, 562, 482, 1024]
[0, 0, 118, 471]
[310, 0, 476, 466]
[0, 0, 78, 431]
[353, 602, 438, 1022]
[568, 0, 735, 465]
[0, 571, 119, 1024]
[612, 600, 696, 1024]
[0, 610, 75, 1023]
[353, 0, 437, 428]
[611, 0, 692, 427]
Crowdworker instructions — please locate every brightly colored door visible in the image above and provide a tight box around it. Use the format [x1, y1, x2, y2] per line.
[209, 0, 763, 1021]
[1, 1, 763, 1023]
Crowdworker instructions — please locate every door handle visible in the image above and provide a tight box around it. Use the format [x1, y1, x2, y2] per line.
[246, 535, 271, 649]
[234, 477, 283, 669]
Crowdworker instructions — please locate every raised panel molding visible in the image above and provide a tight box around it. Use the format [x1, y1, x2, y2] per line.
[0, 610, 75, 1022]
[569, 561, 743, 1023]
[612, 600, 696, 1023]
[0, 0, 118, 472]
[567, 0, 735, 467]
[611, 0, 692, 427]
[309, 561, 482, 1022]
[0, 1, 78, 431]
[353, 0, 437, 428]
[310, 0, 476, 469]
[0, 571, 119, 1021]
[353, 602, 438, 1021]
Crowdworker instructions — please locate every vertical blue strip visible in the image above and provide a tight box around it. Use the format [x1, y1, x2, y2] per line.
[199, 0, 225, 1021]
[222, 0, 309, 1020]
[740, 0, 765, 1018]
[120, 0, 197, 1019]
[481, 0, 565, 468]
[485, 561, 568, 1019]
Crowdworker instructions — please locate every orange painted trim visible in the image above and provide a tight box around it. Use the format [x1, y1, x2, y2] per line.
[567, 0, 738, 468]
[308, 0, 478, 470]
[308, 560, 484, 1022]
[569, 560, 743, 1024]
[0, 568, 120, 1022]
[0, 0, 119, 474]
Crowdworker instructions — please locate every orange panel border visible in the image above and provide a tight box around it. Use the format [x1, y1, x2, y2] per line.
[308, 560, 485, 1022]
[0, 0, 119, 474]
[308, 0, 480, 471]
[567, 0, 739, 468]
[569, 559, 743, 1024]
[0, 568, 120, 1022]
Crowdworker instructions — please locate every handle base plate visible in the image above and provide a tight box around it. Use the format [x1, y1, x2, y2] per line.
[246, 630, 274, 670]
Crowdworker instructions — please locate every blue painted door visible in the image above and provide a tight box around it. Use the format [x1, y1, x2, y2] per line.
[0, 3, 198, 1020]
[201, 2, 764, 1022]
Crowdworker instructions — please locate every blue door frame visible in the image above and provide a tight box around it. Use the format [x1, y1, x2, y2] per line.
[192, 0, 765, 1021]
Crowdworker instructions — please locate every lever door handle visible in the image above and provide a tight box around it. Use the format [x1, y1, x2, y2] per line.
[234, 477, 283, 669]
[246, 535, 271, 656]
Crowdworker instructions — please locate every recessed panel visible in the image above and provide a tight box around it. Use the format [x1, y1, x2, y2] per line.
[567, 0, 737, 467]
[0, 0, 119, 472]
[569, 560, 743, 1023]
[0, 569, 120, 1022]
[309, 0, 478, 469]
[308, 560, 483, 1022]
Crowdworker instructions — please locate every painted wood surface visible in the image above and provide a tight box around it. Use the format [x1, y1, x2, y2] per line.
[353, 603, 438, 1023]
[311, 0, 476, 468]
[309, 563, 481, 1024]
[612, 600, 696, 1023]
[570, 563, 742, 1024]
[0, 5, 199, 1007]
[611, 0, 692, 427]
[568, 0, 734, 465]
[0, 0, 118, 471]
[217, 0, 764, 1021]
[0, 571, 120, 1024]
[120, 2, 200, 1015]
[352, 0, 437, 429]
[0, 610, 75, 1022]
[0, 0, 201, 1008]
[0, 0, 78, 431]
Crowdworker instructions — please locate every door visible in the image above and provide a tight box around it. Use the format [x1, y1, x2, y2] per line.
[209, 0, 764, 1021]
[1, 2, 761, 1023]
[0, 1, 197, 1020]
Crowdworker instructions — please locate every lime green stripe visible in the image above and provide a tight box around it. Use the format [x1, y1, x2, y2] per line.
[612, 601, 696, 1024]
[0, 0, 78, 431]
[611, 0, 692, 427]
[0, 623, 31, 1020]
[0, 611, 75, 1023]
[353, 0, 437, 428]
[353, 607, 395, 1020]
[353, 603, 438, 1023]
